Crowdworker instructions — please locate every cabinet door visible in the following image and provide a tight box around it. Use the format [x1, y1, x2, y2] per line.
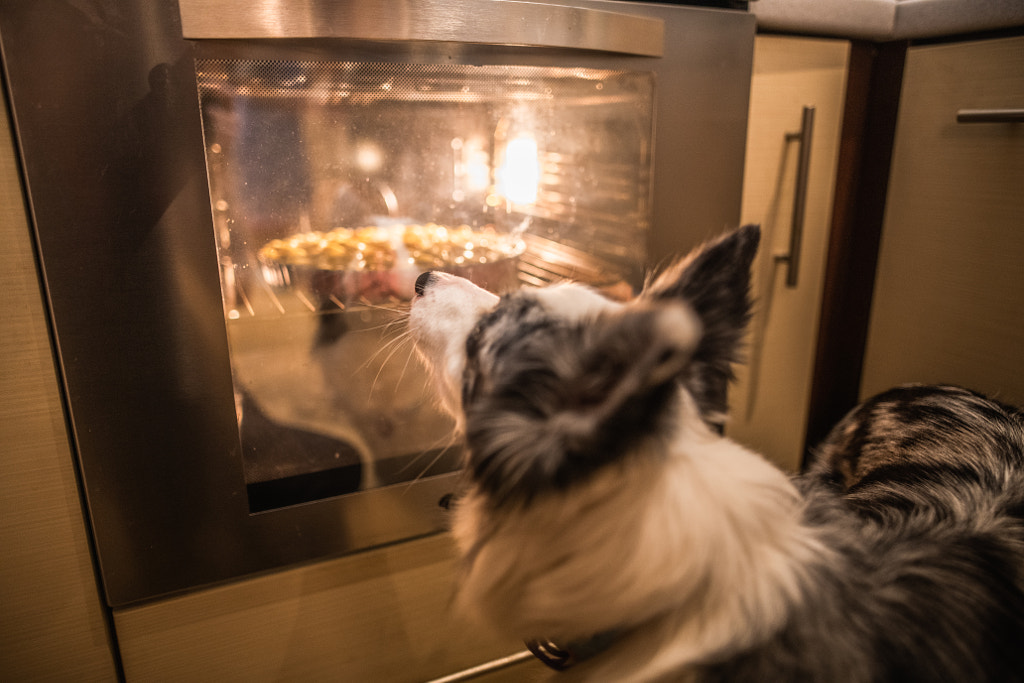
[727, 36, 850, 471]
[861, 36, 1024, 404]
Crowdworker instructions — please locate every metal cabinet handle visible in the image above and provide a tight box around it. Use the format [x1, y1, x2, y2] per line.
[775, 106, 816, 288]
[178, 0, 665, 57]
[956, 109, 1024, 124]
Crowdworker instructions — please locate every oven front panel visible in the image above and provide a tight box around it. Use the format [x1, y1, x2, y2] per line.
[0, 0, 752, 606]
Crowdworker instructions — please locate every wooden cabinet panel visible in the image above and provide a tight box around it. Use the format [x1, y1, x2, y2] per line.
[114, 534, 527, 682]
[861, 36, 1024, 404]
[728, 36, 850, 471]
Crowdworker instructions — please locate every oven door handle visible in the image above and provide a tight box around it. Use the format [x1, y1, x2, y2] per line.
[179, 0, 665, 57]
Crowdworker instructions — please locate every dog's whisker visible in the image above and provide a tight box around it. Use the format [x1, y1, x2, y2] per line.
[391, 334, 419, 396]
[398, 429, 461, 476]
[398, 433, 463, 495]
[367, 334, 416, 400]
[358, 327, 413, 374]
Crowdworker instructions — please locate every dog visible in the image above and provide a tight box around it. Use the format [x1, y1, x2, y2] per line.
[409, 225, 1024, 681]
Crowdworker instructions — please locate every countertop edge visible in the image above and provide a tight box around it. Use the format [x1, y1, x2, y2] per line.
[751, 0, 1024, 41]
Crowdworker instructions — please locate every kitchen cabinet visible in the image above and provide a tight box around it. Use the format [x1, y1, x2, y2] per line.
[727, 36, 851, 472]
[860, 35, 1024, 404]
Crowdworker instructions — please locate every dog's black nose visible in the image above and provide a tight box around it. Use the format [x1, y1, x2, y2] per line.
[414, 271, 434, 297]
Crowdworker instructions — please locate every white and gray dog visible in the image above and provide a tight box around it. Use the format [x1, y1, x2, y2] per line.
[409, 225, 1024, 682]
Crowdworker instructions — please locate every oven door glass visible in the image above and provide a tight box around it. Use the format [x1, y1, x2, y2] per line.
[196, 60, 654, 512]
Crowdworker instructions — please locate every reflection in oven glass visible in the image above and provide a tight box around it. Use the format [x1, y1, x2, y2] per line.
[229, 309, 460, 511]
[196, 60, 654, 511]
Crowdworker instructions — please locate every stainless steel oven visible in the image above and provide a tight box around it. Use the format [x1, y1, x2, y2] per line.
[0, 0, 754, 606]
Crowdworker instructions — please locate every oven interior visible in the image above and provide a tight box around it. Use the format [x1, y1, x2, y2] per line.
[196, 59, 655, 511]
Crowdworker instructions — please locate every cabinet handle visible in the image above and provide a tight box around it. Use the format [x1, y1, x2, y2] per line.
[776, 106, 816, 288]
[956, 109, 1024, 124]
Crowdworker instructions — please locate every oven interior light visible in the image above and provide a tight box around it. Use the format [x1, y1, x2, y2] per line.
[497, 135, 539, 205]
[356, 141, 384, 173]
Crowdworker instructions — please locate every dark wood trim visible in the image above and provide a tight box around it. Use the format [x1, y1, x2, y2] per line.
[800, 40, 907, 467]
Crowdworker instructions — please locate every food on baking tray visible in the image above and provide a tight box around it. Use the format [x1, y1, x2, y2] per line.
[401, 224, 514, 268]
[258, 226, 395, 271]
[258, 223, 516, 271]
[257, 223, 523, 305]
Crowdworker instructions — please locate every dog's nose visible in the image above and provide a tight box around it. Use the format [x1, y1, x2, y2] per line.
[414, 271, 435, 297]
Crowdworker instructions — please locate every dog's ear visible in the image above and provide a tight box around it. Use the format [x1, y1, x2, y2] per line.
[642, 225, 760, 429]
[464, 301, 699, 504]
[570, 301, 700, 432]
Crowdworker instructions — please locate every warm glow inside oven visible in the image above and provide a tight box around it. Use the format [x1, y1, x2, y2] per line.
[196, 59, 655, 511]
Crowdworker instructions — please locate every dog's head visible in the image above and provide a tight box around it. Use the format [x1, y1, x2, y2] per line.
[409, 225, 759, 507]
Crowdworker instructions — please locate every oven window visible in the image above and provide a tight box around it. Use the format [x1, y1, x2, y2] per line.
[195, 59, 654, 511]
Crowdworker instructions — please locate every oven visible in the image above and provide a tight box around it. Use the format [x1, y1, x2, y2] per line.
[0, 0, 754, 607]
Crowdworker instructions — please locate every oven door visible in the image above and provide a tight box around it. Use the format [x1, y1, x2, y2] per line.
[0, 0, 752, 606]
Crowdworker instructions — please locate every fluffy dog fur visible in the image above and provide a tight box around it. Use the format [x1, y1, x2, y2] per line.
[409, 225, 1024, 682]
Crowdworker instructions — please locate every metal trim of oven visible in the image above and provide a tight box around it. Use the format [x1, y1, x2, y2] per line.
[178, 0, 665, 57]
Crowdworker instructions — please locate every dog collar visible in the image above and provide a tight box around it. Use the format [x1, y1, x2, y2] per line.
[526, 630, 622, 670]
